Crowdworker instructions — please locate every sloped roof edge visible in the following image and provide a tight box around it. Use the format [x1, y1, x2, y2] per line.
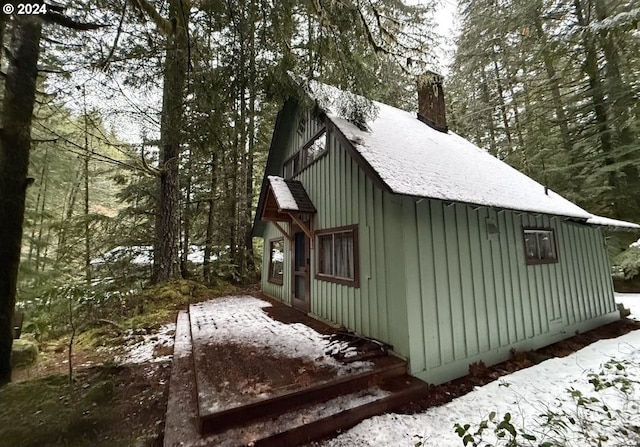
[586, 215, 640, 230]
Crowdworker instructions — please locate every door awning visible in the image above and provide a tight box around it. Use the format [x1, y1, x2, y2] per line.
[260, 176, 316, 241]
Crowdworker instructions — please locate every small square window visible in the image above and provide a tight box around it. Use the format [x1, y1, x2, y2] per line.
[268, 238, 284, 284]
[523, 229, 557, 265]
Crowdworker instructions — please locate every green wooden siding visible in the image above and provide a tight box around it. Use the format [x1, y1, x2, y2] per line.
[261, 105, 410, 357]
[295, 129, 409, 356]
[260, 102, 618, 386]
[403, 199, 619, 384]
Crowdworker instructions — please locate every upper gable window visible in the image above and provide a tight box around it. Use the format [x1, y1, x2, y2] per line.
[283, 128, 327, 179]
[523, 229, 558, 265]
[304, 130, 327, 164]
[297, 116, 306, 136]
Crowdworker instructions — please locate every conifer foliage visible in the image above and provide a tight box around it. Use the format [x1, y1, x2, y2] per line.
[447, 0, 640, 222]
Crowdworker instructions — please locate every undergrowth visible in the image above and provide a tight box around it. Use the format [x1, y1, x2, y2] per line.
[416, 359, 640, 446]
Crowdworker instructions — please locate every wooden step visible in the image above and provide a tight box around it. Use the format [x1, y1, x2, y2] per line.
[164, 311, 201, 447]
[164, 309, 429, 447]
[195, 375, 429, 447]
[199, 358, 407, 434]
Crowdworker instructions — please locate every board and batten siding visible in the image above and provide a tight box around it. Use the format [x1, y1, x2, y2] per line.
[261, 105, 411, 358]
[402, 198, 619, 385]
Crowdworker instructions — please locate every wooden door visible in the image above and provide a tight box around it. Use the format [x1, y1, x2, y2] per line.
[292, 229, 310, 313]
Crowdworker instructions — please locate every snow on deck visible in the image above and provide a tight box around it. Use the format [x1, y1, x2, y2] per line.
[189, 295, 371, 374]
[307, 81, 594, 219]
[312, 295, 640, 446]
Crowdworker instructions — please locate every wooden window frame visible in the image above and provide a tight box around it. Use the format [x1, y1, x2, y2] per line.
[267, 237, 285, 285]
[282, 127, 328, 179]
[315, 224, 360, 287]
[522, 227, 558, 265]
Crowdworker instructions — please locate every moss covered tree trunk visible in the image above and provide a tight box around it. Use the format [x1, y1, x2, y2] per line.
[0, 15, 42, 385]
[152, 0, 189, 283]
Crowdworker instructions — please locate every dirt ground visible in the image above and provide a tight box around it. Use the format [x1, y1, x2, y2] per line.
[1, 346, 171, 447]
[2, 310, 639, 447]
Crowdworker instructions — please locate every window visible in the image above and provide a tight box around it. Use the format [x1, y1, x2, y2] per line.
[303, 130, 327, 165]
[283, 129, 327, 179]
[316, 225, 359, 287]
[297, 116, 306, 135]
[523, 229, 557, 265]
[268, 238, 284, 284]
[283, 153, 299, 179]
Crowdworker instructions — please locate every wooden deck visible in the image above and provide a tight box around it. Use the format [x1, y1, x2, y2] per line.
[164, 295, 429, 447]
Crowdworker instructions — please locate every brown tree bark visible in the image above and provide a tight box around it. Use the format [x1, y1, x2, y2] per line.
[573, 0, 619, 215]
[0, 15, 43, 385]
[152, 0, 190, 283]
[203, 150, 217, 283]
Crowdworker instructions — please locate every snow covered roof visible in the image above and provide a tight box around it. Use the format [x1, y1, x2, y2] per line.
[267, 175, 316, 213]
[306, 82, 596, 219]
[586, 215, 640, 230]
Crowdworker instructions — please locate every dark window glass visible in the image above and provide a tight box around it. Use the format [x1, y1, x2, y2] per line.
[523, 229, 557, 264]
[268, 239, 284, 284]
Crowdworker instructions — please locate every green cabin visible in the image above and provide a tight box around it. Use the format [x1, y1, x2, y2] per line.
[253, 78, 638, 385]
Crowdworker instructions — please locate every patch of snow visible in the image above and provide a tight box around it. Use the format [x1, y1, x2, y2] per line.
[116, 323, 176, 365]
[305, 81, 599, 220]
[91, 245, 216, 266]
[268, 176, 300, 211]
[616, 293, 640, 321]
[189, 296, 372, 374]
[313, 321, 640, 446]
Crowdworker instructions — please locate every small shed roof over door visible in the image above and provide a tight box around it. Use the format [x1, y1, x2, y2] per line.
[260, 176, 316, 241]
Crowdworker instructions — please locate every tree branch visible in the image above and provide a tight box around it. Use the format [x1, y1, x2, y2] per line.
[44, 11, 110, 30]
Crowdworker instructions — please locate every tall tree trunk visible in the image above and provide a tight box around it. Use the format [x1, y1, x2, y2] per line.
[153, 0, 189, 283]
[180, 148, 192, 278]
[573, 0, 618, 214]
[533, 12, 574, 158]
[243, 1, 256, 278]
[35, 157, 50, 272]
[57, 166, 83, 262]
[28, 146, 49, 264]
[0, 15, 42, 386]
[203, 150, 217, 283]
[83, 95, 91, 285]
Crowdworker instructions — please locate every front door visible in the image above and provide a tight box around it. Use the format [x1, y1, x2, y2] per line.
[292, 229, 310, 313]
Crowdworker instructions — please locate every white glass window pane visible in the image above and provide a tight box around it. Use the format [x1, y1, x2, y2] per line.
[539, 232, 555, 260]
[270, 240, 284, 280]
[334, 232, 354, 279]
[524, 231, 539, 260]
[319, 235, 333, 275]
[306, 132, 327, 164]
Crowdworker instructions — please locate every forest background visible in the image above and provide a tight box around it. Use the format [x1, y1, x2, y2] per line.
[1, 0, 639, 385]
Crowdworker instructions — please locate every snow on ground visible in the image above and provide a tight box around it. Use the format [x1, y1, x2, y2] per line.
[116, 323, 176, 365]
[312, 294, 640, 447]
[189, 296, 372, 374]
[616, 293, 640, 321]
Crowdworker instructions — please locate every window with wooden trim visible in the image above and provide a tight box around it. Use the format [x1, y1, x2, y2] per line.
[316, 225, 359, 287]
[523, 229, 558, 265]
[268, 238, 284, 284]
[283, 129, 327, 179]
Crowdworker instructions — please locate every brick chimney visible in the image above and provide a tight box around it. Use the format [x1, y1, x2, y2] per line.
[417, 72, 448, 133]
